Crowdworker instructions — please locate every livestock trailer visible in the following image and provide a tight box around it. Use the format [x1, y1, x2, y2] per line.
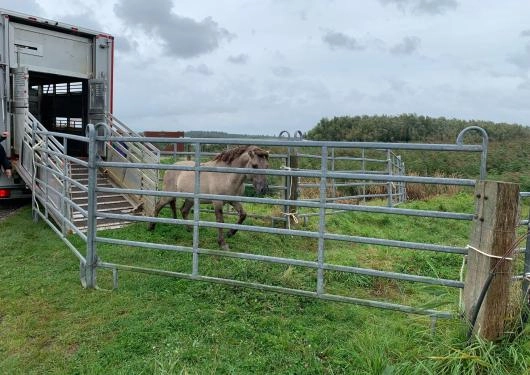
[0, 8, 113, 200]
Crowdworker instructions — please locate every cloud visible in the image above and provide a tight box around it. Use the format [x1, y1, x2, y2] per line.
[322, 31, 364, 51]
[227, 54, 249, 64]
[271, 66, 294, 78]
[114, 0, 234, 59]
[379, 0, 458, 15]
[507, 43, 530, 70]
[0, 0, 43, 15]
[517, 80, 530, 90]
[521, 30, 530, 37]
[184, 64, 214, 76]
[114, 36, 137, 53]
[58, 11, 104, 32]
[390, 36, 421, 55]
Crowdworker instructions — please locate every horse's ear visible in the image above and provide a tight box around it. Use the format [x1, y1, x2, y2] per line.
[248, 150, 254, 158]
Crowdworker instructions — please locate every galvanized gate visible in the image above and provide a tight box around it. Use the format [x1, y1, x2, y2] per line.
[30, 124, 526, 321]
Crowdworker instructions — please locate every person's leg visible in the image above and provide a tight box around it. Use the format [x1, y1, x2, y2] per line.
[0, 144, 12, 177]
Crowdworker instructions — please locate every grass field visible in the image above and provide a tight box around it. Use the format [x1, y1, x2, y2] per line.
[1, 194, 530, 374]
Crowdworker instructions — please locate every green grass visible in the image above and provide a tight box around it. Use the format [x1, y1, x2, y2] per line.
[1, 194, 530, 374]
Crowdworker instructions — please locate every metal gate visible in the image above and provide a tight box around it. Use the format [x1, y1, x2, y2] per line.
[29, 124, 530, 319]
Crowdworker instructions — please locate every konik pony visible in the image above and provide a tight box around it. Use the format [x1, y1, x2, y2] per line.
[148, 145, 269, 250]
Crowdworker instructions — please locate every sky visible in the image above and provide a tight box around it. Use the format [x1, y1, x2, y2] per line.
[1, 0, 530, 135]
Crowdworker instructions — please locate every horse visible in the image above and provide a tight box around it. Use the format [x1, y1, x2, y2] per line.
[148, 145, 270, 250]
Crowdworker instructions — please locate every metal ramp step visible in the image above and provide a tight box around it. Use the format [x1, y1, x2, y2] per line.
[72, 195, 131, 206]
[69, 165, 137, 231]
[74, 217, 135, 232]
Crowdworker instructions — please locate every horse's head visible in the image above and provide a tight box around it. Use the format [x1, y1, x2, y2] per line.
[244, 146, 269, 195]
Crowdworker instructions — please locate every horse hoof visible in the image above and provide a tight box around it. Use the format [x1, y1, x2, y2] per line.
[221, 244, 230, 251]
[147, 224, 155, 231]
[226, 230, 235, 238]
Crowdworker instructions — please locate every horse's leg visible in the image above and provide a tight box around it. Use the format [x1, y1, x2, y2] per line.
[180, 199, 194, 231]
[226, 201, 247, 238]
[169, 199, 177, 219]
[148, 196, 173, 231]
[213, 201, 229, 250]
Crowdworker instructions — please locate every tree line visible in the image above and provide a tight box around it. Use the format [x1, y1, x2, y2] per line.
[306, 114, 530, 143]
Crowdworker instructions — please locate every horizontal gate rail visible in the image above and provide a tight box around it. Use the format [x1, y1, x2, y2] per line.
[97, 160, 477, 186]
[96, 185, 474, 220]
[95, 236, 462, 287]
[103, 135, 485, 151]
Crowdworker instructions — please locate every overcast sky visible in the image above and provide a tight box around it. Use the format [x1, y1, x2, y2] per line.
[1, 0, 530, 135]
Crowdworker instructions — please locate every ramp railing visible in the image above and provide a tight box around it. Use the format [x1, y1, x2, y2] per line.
[102, 113, 160, 216]
[17, 112, 74, 232]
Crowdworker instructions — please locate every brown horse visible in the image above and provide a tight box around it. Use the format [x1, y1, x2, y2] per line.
[148, 145, 269, 250]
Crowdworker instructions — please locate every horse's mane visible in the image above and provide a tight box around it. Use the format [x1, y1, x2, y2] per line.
[213, 145, 267, 164]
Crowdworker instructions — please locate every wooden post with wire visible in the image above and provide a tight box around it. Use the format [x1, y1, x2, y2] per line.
[464, 180, 520, 340]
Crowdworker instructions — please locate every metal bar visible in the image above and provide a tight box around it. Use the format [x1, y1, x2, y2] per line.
[96, 160, 477, 186]
[33, 208, 86, 263]
[323, 263, 463, 288]
[523, 211, 530, 305]
[34, 128, 89, 143]
[96, 261, 454, 318]
[325, 232, 467, 254]
[96, 185, 474, 221]
[44, 137, 50, 221]
[301, 181, 389, 188]
[192, 143, 200, 276]
[361, 149, 367, 204]
[31, 187, 87, 240]
[94, 237, 463, 288]
[387, 149, 393, 207]
[317, 145, 327, 295]
[331, 148, 336, 198]
[84, 124, 98, 288]
[98, 135, 484, 152]
[456, 126, 488, 180]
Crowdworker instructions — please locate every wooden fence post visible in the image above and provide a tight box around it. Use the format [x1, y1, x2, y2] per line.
[464, 180, 520, 340]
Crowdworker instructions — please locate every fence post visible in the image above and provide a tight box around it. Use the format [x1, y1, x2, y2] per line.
[464, 180, 520, 340]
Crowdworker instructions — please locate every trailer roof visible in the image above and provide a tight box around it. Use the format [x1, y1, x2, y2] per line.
[0, 8, 113, 39]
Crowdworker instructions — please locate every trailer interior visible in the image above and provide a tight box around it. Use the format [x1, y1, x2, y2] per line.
[28, 72, 89, 157]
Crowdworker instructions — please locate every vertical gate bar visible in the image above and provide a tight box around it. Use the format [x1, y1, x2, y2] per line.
[361, 149, 366, 204]
[44, 137, 50, 220]
[387, 149, 393, 207]
[397, 155, 403, 203]
[523, 210, 530, 309]
[85, 124, 98, 288]
[30, 119, 40, 222]
[401, 160, 407, 202]
[331, 147, 336, 199]
[479, 136, 488, 181]
[61, 137, 68, 234]
[284, 145, 292, 227]
[456, 126, 488, 181]
[192, 142, 201, 276]
[317, 145, 328, 295]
